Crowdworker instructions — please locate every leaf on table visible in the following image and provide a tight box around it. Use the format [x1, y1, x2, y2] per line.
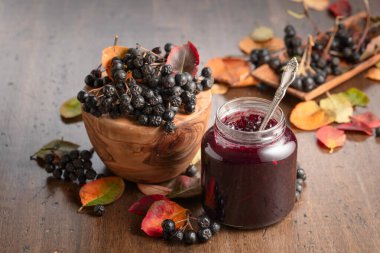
[319, 93, 353, 123]
[79, 177, 125, 208]
[342, 88, 369, 107]
[365, 67, 380, 81]
[351, 112, 380, 129]
[141, 199, 188, 237]
[128, 194, 168, 216]
[316, 126, 346, 153]
[166, 41, 199, 77]
[328, 0, 352, 17]
[205, 57, 258, 87]
[239, 37, 285, 54]
[337, 122, 373, 135]
[360, 35, 380, 60]
[60, 97, 82, 119]
[166, 175, 201, 199]
[211, 83, 229, 95]
[137, 183, 172, 196]
[191, 148, 201, 165]
[304, 0, 329, 11]
[250, 26, 274, 42]
[101, 45, 129, 77]
[290, 101, 335, 130]
[32, 139, 79, 160]
[287, 9, 305, 19]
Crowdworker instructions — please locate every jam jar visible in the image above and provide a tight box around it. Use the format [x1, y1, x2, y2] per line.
[201, 97, 297, 229]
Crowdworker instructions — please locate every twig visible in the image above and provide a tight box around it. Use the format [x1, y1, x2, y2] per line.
[114, 35, 119, 46]
[356, 0, 371, 52]
[303, 4, 322, 34]
[323, 17, 343, 59]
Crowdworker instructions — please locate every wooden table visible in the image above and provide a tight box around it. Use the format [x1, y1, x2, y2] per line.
[1, 0, 379, 252]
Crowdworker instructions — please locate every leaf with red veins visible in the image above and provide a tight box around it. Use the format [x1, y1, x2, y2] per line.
[166, 41, 200, 77]
[352, 112, 380, 129]
[328, 0, 352, 17]
[141, 199, 188, 237]
[128, 195, 168, 216]
[316, 126, 346, 153]
[337, 122, 373, 135]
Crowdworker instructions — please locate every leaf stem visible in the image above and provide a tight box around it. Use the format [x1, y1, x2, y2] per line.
[356, 0, 371, 52]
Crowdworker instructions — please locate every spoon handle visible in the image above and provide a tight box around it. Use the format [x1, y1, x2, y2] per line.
[259, 57, 298, 131]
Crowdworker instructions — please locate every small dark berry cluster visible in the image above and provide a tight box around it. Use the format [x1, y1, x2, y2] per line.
[161, 214, 220, 245]
[375, 127, 380, 138]
[283, 24, 368, 92]
[249, 49, 282, 74]
[78, 43, 214, 133]
[43, 149, 104, 184]
[295, 165, 307, 202]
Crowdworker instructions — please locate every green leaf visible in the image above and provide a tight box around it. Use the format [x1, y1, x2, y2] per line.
[60, 97, 82, 119]
[250, 26, 274, 42]
[320, 93, 353, 123]
[287, 9, 305, 19]
[33, 139, 79, 159]
[342, 88, 369, 107]
[79, 177, 125, 207]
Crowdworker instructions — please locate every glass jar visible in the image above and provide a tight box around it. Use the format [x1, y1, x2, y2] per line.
[201, 97, 297, 229]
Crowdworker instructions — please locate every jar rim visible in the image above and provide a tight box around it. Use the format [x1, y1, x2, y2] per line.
[215, 97, 285, 144]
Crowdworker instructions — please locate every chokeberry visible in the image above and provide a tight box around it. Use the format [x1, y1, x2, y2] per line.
[85, 169, 97, 180]
[164, 43, 174, 53]
[52, 168, 62, 179]
[197, 228, 212, 242]
[44, 153, 55, 165]
[375, 127, 380, 137]
[161, 64, 173, 76]
[210, 222, 221, 234]
[185, 164, 197, 177]
[94, 205, 105, 217]
[84, 74, 95, 87]
[163, 110, 175, 121]
[162, 219, 176, 234]
[69, 150, 80, 160]
[45, 164, 55, 173]
[201, 67, 212, 78]
[80, 150, 92, 161]
[163, 121, 175, 133]
[184, 103, 196, 114]
[138, 114, 149, 125]
[175, 73, 187, 86]
[77, 90, 88, 103]
[297, 168, 306, 180]
[198, 215, 211, 228]
[184, 230, 197, 244]
[201, 78, 213, 90]
[172, 230, 184, 241]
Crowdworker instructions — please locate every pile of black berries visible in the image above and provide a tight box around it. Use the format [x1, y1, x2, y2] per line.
[43, 149, 104, 184]
[78, 43, 214, 133]
[161, 214, 221, 244]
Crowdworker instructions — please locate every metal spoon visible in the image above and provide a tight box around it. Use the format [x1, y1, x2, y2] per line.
[259, 57, 298, 131]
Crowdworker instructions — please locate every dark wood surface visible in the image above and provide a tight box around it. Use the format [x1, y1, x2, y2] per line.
[1, 0, 379, 252]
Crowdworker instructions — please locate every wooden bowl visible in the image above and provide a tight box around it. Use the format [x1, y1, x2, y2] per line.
[82, 91, 212, 183]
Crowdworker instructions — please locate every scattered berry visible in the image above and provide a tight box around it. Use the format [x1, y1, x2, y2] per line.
[93, 205, 105, 217]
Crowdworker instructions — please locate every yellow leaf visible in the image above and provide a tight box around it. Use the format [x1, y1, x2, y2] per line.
[287, 9, 305, 19]
[60, 97, 82, 119]
[101, 45, 129, 77]
[366, 67, 380, 81]
[304, 0, 329, 11]
[319, 93, 353, 123]
[290, 101, 335, 130]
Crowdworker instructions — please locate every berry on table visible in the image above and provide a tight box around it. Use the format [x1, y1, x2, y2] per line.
[201, 67, 212, 78]
[197, 228, 212, 242]
[198, 215, 211, 228]
[162, 219, 176, 234]
[184, 230, 197, 244]
[210, 222, 221, 234]
[185, 164, 197, 177]
[93, 205, 105, 217]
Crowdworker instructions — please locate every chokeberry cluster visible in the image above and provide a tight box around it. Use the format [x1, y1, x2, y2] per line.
[295, 165, 307, 202]
[43, 149, 104, 184]
[78, 43, 214, 133]
[161, 214, 221, 244]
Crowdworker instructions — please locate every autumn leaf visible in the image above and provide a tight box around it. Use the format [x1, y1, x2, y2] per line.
[141, 199, 188, 237]
[352, 112, 380, 129]
[137, 184, 172, 196]
[304, 0, 329, 11]
[316, 126, 346, 153]
[128, 195, 168, 216]
[166, 175, 201, 199]
[287, 10, 305, 19]
[206, 57, 258, 87]
[166, 41, 199, 77]
[239, 37, 285, 54]
[101, 45, 129, 77]
[320, 93, 353, 123]
[365, 67, 380, 81]
[342, 88, 369, 107]
[79, 177, 125, 208]
[32, 139, 79, 160]
[337, 122, 373, 135]
[360, 36, 380, 61]
[60, 97, 82, 119]
[290, 101, 335, 130]
[250, 26, 273, 42]
[211, 83, 229, 95]
[328, 0, 352, 17]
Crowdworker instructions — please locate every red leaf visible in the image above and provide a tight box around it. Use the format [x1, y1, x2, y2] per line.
[166, 41, 199, 77]
[128, 195, 168, 216]
[141, 199, 188, 237]
[352, 112, 380, 129]
[337, 122, 373, 135]
[328, 0, 352, 17]
[316, 126, 346, 153]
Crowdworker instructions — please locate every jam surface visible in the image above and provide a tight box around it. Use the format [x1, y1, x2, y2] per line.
[201, 112, 297, 228]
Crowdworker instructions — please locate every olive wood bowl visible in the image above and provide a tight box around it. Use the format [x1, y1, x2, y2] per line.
[82, 90, 212, 183]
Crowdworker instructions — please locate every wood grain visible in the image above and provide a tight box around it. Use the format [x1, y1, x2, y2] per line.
[82, 91, 212, 183]
[0, 1, 380, 253]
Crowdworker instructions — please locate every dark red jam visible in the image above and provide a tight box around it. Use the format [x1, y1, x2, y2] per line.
[201, 104, 297, 229]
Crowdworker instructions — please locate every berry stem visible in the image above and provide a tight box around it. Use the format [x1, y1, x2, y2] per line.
[136, 44, 164, 59]
[356, 0, 371, 52]
[323, 17, 343, 60]
[114, 35, 119, 46]
[302, 3, 322, 34]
